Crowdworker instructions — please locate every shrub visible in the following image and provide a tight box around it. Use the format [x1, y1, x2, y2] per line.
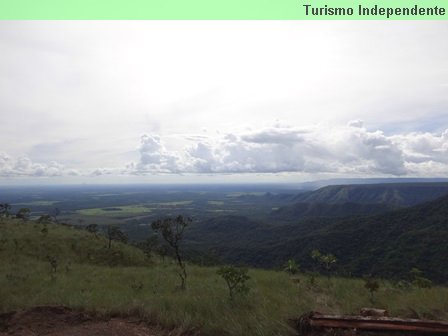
[15, 208, 31, 221]
[85, 224, 99, 238]
[217, 265, 250, 300]
[37, 214, 52, 224]
[364, 277, 380, 302]
[311, 249, 337, 276]
[0, 203, 12, 218]
[410, 268, 432, 288]
[284, 259, 299, 275]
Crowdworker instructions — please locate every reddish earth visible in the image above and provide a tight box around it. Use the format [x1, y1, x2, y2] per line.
[0, 306, 167, 336]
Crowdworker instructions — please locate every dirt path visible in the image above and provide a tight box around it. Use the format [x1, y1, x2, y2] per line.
[0, 306, 166, 336]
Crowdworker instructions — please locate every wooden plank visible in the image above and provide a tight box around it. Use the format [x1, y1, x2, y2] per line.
[310, 318, 448, 333]
[294, 312, 448, 335]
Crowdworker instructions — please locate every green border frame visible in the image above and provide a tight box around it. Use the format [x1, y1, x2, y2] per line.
[0, 0, 447, 19]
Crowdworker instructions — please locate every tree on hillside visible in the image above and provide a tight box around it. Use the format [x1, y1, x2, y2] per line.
[284, 259, 300, 275]
[311, 249, 337, 276]
[15, 208, 31, 221]
[0, 203, 12, 218]
[86, 224, 99, 238]
[364, 277, 380, 303]
[51, 208, 61, 224]
[151, 215, 191, 290]
[137, 235, 159, 259]
[217, 265, 250, 300]
[410, 267, 432, 288]
[37, 214, 52, 224]
[106, 225, 128, 249]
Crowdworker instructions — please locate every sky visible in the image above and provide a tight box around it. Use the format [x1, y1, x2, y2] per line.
[1, 21, 448, 184]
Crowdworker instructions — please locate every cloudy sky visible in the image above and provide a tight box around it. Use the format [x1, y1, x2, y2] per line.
[1, 21, 448, 184]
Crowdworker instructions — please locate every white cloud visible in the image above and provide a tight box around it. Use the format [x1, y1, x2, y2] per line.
[134, 135, 183, 174]
[0, 153, 66, 177]
[392, 131, 448, 175]
[2, 122, 448, 180]
[127, 123, 448, 177]
[67, 169, 81, 176]
[90, 168, 115, 176]
[347, 119, 364, 128]
[241, 127, 308, 145]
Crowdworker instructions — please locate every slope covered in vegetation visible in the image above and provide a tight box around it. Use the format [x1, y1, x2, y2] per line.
[1, 217, 448, 335]
[232, 194, 448, 282]
[271, 202, 395, 220]
[292, 183, 448, 207]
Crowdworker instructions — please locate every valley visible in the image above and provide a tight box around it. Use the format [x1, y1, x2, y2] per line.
[2, 180, 448, 283]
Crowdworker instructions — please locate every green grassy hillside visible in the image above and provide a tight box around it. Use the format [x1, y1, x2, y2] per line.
[1, 218, 448, 336]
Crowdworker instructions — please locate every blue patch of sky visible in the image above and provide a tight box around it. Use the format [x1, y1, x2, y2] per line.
[371, 112, 448, 136]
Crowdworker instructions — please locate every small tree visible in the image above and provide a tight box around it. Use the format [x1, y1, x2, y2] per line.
[217, 266, 250, 300]
[0, 203, 12, 218]
[51, 208, 61, 224]
[151, 215, 191, 289]
[364, 277, 380, 303]
[15, 208, 31, 221]
[37, 214, 52, 224]
[106, 225, 128, 249]
[311, 249, 337, 276]
[284, 259, 299, 275]
[138, 235, 159, 259]
[86, 224, 99, 238]
[410, 268, 432, 288]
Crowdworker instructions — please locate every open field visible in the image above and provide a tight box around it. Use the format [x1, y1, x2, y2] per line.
[13, 200, 60, 206]
[156, 201, 193, 206]
[77, 205, 154, 216]
[1, 185, 297, 239]
[207, 201, 225, 206]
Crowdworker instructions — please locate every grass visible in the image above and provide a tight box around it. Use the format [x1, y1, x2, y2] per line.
[1, 218, 448, 336]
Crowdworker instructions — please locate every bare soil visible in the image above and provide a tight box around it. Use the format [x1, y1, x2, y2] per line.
[0, 306, 166, 336]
